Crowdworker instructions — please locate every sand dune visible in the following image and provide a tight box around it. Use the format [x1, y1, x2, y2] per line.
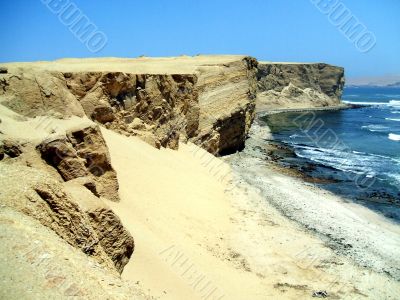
[102, 128, 400, 299]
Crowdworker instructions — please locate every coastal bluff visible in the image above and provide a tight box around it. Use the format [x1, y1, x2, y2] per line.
[257, 62, 345, 111]
[0, 55, 353, 299]
[0, 55, 258, 297]
[0, 55, 257, 155]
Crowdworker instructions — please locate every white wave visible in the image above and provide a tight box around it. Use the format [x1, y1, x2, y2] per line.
[388, 173, 400, 184]
[342, 100, 387, 106]
[389, 100, 400, 107]
[352, 150, 366, 154]
[342, 100, 400, 109]
[385, 118, 400, 122]
[289, 134, 304, 139]
[361, 124, 390, 132]
[295, 146, 376, 175]
[294, 143, 400, 179]
[388, 133, 400, 141]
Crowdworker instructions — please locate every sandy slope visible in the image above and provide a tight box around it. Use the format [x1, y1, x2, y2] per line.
[102, 128, 400, 300]
[1, 107, 398, 298]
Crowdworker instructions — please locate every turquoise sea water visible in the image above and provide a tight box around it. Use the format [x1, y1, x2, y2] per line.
[262, 87, 400, 221]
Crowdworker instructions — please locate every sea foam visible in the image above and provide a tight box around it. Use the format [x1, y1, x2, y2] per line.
[388, 133, 400, 141]
[342, 100, 400, 108]
[389, 100, 400, 107]
[361, 124, 390, 132]
[342, 100, 387, 106]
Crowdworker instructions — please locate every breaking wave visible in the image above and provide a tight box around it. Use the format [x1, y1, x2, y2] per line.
[388, 133, 400, 141]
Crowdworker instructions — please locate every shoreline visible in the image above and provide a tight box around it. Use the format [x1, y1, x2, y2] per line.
[261, 138, 400, 222]
[103, 128, 400, 299]
[258, 106, 400, 222]
[223, 119, 400, 281]
[257, 103, 353, 116]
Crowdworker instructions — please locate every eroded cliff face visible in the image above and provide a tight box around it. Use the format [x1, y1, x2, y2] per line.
[191, 56, 258, 154]
[38, 124, 120, 202]
[257, 62, 345, 111]
[0, 70, 198, 150]
[0, 56, 258, 291]
[0, 163, 133, 274]
[0, 55, 257, 154]
[65, 72, 199, 150]
[0, 111, 132, 274]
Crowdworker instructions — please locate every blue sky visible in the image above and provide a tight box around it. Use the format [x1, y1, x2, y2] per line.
[0, 0, 399, 77]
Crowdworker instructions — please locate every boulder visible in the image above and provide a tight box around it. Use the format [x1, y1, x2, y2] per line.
[92, 105, 115, 124]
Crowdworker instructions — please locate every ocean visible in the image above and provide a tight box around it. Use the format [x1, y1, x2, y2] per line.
[261, 87, 400, 222]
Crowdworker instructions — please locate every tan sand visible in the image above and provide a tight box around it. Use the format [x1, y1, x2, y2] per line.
[0, 55, 247, 74]
[1, 106, 398, 298]
[102, 128, 400, 299]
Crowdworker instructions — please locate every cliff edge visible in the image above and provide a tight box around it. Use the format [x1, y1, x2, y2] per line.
[0, 55, 257, 155]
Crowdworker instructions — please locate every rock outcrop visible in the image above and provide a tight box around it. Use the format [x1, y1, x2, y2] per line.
[0, 106, 132, 275]
[193, 56, 258, 154]
[65, 72, 199, 150]
[38, 124, 120, 202]
[0, 163, 133, 274]
[0, 207, 148, 299]
[257, 62, 345, 110]
[0, 56, 260, 297]
[0, 139, 23, 159]
[0, 70, 85, 117]
[64, 179, 134, 274]
[0, 55, 257, 155]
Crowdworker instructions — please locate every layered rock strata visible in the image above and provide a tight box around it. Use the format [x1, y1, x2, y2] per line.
[0, 55, 258, 154]
[257, 62, 345, 110]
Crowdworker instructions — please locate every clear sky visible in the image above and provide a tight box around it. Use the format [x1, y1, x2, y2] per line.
[0, 0, 399, 77]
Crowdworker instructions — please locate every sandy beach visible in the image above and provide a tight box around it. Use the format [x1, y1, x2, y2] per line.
[102, 126, 400, 299]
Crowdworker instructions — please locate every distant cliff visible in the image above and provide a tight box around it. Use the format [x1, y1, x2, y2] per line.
[256, 62, 345, 111]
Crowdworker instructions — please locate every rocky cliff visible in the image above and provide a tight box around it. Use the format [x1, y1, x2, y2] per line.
[257, 62, 345, 111]
[0, 55, 347, 298]
[0, 55, 258, 298]
[0, 55, 257, 155]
